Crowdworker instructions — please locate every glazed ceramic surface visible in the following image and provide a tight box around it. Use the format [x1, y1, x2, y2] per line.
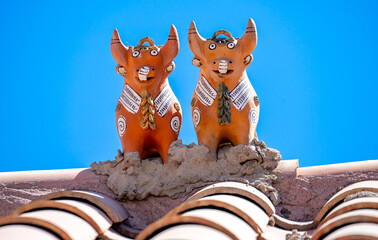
[111, 25, 181, 163]
[189, 19, 259, 159]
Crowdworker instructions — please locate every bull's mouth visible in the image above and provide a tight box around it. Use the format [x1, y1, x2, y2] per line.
[213, 70, 233, 75]
[136, 77, 155, 82]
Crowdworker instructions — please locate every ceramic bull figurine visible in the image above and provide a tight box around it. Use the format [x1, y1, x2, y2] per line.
[111, 25, 182, 164]
[189, 18, 260, 159]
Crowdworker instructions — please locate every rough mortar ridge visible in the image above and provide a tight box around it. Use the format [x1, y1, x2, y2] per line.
[274, 173, 378, 221]
[285, 229, 311, 240]
[344, 191, 378, 202]
[91, 139, 282, 203]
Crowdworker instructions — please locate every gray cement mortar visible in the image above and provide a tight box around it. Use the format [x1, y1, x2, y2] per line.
[2, 140, 376, 231]
[90, 139, 282, 205]
[274, 171, 378, 221]
[1, 163, 377, 230]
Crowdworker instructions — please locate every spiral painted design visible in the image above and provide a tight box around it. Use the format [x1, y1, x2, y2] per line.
[117, 116, 126, 136]
[170, 116, 180, 133]
[192, 107, 201, 128]
[249, 109, 258, 127]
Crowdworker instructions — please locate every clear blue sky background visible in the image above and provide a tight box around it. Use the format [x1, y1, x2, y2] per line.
[1, 1, 377, 172]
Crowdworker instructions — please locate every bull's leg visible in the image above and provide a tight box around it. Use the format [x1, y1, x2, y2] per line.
[157, 140, 172, 164]
[124, 142, 144, 158]
[229, 130, 251, 146]
[198, 134, 220, 160]
[122, 139, 144, 169]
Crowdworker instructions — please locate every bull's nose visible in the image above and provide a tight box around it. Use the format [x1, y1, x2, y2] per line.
[138, 66, 150, 81]
[218, 60, 228, 74]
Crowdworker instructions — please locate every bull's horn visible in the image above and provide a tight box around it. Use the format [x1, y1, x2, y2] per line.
[160, 25, 179, 66]
[188, 21, 206, 59]
[238, 18, 258, 54]
[111, 29, 129, 67]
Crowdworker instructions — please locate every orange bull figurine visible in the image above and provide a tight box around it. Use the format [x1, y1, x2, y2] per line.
[111, 25, 182, 164]
[189, 18, 260, 159]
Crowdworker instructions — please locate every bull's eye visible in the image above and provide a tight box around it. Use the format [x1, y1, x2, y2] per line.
[150, 49, 158, 56]
[132, 50, 140, 57]
[227, 42, 235, 49]
[209, 43, 217, 50]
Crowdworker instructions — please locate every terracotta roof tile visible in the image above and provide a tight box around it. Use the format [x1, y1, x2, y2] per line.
[312, 209, 378, 240]
[99, 228, 134, 240]
[314, 180, 378, 223]
[0, 190, 133, 239]
[322, 222, 378, 240]
[138, 182, 269, 239]
[38, 190, 129, 223]
[136, 215, 238, 240]
[201, 194, 269, 233]
[0, 163, 377, 239]
[0, 216, 71, 239]
[187, 181, 275, 216]
[167, 193, 267, 235]
[272, 213, 315, 231]
[273, 159, 298, 176]
[0, 224, 60, 240]
[20, 209, 98, 240]
[136, 180, 378, 239]
[297, 159, 378, 176]
[0, 168, 87, 183]
[180, 208, 258, 239]
[10, 199, 112, 234]
[322, 196, 378, 223]
[112, 222, 141, 238]
[151, 224, 234, 240]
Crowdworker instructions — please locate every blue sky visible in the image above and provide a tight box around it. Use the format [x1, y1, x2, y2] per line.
[1, 1, 377, 172]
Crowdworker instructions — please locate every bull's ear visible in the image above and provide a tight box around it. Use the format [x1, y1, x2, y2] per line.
[116, 64, 127, 76]
[237, 18, 258, 55]
[160, 25, 179, 66]
[111, 29, 129, 67]
[188, 21, 206, 59]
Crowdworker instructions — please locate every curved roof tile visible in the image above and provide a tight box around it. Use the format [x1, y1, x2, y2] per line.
[0, 170, 377, 239]
[187, 181, 275, 216]
[10, 199, 112, 234]
[38, 190, 128, 223]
